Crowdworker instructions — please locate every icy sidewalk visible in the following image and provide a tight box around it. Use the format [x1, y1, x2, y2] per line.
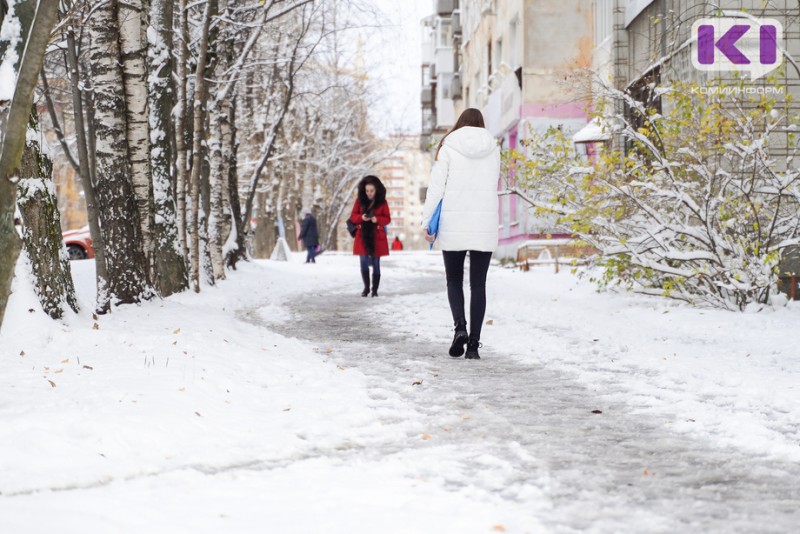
[268, 253, 800, 532]
[0, 255, 537, 533]
[1, 252, 799, 533]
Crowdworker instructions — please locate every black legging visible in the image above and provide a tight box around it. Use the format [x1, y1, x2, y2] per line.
[442, 250, 493, 341]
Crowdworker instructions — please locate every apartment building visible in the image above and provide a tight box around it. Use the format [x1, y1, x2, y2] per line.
[420, 0, 594, 258]
[589, 0, 800, 155]
[375, 136, 432, 250]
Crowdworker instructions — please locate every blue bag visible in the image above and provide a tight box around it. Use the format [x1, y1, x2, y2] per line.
[428, 199, 443, 250]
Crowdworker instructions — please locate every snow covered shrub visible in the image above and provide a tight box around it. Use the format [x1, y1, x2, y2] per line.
[505, 79, 800, 311]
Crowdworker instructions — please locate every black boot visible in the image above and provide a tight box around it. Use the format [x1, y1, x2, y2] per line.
[465, 339, 482, 360]
[361, 270, 370, 297]
[371, 273, 381, 297]
[449, 321, 469, 357]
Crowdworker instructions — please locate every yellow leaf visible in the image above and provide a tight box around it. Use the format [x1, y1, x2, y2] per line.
[421, 434, 431, 440]
[492, 526, 506, 532]
[486, 319, 494, 325]
[54, 369, 63, 374]
[173, 328, 181, 334]
[61, 358, 69, 364]
[326, 348, 334, 353]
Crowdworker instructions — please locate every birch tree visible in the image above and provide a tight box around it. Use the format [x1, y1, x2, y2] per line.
[118, 0, 154, 273]
[0, 0, 59, 327]
[148, 0, 188, 296]
[87, 0, 151, 308]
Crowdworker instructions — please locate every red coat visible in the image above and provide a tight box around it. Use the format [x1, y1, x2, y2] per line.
[350, 200, 391, 257]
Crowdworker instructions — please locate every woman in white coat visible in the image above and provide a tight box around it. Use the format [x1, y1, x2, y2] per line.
[421, 108, 500, 360]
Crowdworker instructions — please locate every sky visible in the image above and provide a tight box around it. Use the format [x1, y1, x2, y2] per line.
[352, 0, 432, 136]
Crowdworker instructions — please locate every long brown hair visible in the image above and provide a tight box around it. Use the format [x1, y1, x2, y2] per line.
[435, 108, 485, 160]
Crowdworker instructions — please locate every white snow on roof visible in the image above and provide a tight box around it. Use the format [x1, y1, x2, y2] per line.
[572, 117, 611, 143]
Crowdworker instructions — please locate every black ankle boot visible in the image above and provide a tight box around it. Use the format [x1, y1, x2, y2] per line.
[371, 273, 381, 297]
[465, 339, 482, 360]
[449, 322, 468, 357]
[361, 270, 370, 297]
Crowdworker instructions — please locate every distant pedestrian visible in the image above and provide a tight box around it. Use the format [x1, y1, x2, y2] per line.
[298, 208, 319, 264]
[391, 236, 404, 251]
[421, 108, 500, 360]
[350, 175, 391, 297]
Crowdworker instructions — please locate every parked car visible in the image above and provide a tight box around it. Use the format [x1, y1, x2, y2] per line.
[62, 226, 94, 260]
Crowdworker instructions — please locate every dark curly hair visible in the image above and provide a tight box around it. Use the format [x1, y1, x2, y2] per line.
[357, 175, 386, 209]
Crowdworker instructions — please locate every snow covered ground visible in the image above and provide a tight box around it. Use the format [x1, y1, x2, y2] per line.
[1, 251, 798, 533]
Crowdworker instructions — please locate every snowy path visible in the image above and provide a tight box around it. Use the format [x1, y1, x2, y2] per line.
[2, 253, 799, 533]
[245, 256, 800, 533]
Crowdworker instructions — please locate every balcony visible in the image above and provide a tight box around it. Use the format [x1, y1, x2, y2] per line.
[452, 11, 461, 36]
[450, 73, 462, 99]
[437, 0, 455, 16]
[421, 86, 433, 107]
[434, 47, 454, 76]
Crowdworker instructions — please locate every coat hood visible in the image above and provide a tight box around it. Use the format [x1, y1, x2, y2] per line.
[443, 126, 497, 158]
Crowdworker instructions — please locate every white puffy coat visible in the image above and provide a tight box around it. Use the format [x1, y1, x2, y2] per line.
[421, 126, 500, 252]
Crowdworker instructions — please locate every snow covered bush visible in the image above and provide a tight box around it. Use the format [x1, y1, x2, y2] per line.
[505, 79, 800, 311]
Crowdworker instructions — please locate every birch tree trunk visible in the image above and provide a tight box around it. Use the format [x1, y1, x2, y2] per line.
[118, 0, 154, 276]
[208, 97, 229, 280]
[207, 0, 233, 280]
[188, 0, 215, 291]
[0, 0, 59, 328]
[225, 98, 246, 268]
[148, 0, 188, 296]
[174, 0, 190, 259]
[64, 18, 110, 305]
[17, 115, 79, 319]
[88, 0, 151, 309]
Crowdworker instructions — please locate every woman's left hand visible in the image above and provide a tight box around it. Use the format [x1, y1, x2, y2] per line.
[424, 230, 435, 243]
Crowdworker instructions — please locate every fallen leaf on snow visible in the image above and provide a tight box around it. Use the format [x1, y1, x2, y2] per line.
[486, 319, 494, 325]
[337, 365, 345, 371]
[195, 412, 202, 417]
[173, 328, 181, 334]
[412, 380, 422, 386]
[92, 323, 100, 330]
[82, 365, 93, 370]
[92, 313, 98, 320]
[47, 380, 56, 388]
[492, 526, 506, 532]
[54, 369, 63, 374]
[61, 358, 69, 364]
[421, 434, 431, 440]
[19, 350, 25, 356]
[591, 410, 603, 414]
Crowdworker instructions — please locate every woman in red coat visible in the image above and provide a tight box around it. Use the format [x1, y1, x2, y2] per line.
[350, 175, 391, 297]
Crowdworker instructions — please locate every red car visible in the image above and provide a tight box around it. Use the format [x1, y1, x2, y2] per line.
[62, 226, 95, 260]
